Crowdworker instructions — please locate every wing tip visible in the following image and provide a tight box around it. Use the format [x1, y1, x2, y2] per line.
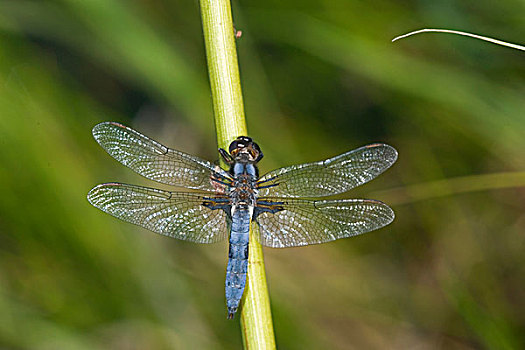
[87, 185, 101, 206]
[361, 198, 396, 222]
[365, 143, 398, 163]
[92, 121, 128, 138]
[384, 203, 396, 225]
[87, 182, 123, 203]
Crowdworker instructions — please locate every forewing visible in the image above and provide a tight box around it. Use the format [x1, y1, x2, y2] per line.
[93, 122, 231, 192]
[258, 144, 397, 198]
[87, 183, 230, 243]
[255, 198, 394, 248]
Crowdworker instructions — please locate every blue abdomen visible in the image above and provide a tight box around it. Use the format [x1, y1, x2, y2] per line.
[225, 208, 250, 318]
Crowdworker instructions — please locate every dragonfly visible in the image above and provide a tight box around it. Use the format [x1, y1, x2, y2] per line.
[87, 122, 398, 319]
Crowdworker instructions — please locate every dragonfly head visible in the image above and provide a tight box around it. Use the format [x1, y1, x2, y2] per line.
[228, 136, 264, 163]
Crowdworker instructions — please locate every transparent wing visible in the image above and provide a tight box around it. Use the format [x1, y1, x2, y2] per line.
[93, 122, 232, 192]
[255, 198, 394, 248]
[257, 144, 397, 198]
[87, 183, 230, 243]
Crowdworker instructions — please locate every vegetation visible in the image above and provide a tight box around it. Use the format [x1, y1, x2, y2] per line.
[0, 0, 523, 348]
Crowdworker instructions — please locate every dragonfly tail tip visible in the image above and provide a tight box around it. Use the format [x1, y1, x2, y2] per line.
[227, 308, 237, 319]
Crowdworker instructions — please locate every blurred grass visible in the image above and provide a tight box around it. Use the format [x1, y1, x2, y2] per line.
[0, 0, 524, 349]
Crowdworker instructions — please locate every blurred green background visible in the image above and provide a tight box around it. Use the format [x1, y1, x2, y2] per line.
[1, 0, 524, 349]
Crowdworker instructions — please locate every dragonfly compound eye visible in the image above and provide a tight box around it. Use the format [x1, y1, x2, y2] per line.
[229, 136, 253, 154]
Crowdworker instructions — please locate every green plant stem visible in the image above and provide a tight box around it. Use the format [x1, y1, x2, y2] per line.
[199, 0, 276, 348]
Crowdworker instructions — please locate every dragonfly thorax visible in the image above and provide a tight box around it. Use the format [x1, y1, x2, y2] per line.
[230, 162, 258, 209]
[219, 137, 262, 215]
